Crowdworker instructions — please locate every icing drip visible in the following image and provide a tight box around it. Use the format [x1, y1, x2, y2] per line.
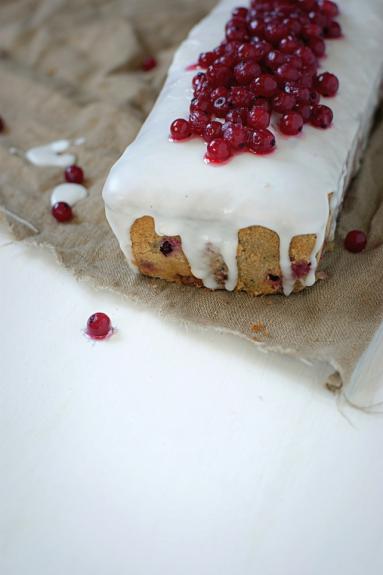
[104, 207, 138, 273]
[279, 234, 296, 297]
[155, 219, 239, 290]
[103, 0, 383, 295]
[306, 224, 327, 288]
[25, 139, 83, 167]
[50, 183, 88, 206]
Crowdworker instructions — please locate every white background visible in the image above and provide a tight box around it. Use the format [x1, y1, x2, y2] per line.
[1, 221, 383, 575]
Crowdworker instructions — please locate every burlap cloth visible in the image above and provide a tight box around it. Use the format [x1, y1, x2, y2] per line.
[1, 0, 383, 401]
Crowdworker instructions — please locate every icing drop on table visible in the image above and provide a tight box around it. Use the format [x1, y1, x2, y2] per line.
[50, 183, 88, 207]
[25, 139, 82, 167]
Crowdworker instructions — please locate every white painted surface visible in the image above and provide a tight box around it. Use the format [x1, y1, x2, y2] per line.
[1, 220, 383, 575]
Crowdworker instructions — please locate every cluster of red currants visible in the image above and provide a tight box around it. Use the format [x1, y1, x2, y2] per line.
[170, 0, 341, 164]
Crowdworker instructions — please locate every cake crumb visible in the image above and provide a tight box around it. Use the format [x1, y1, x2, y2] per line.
[251, 322, 269, 337]
[326, 372, 343, 393]
[317, 270, 328, 281]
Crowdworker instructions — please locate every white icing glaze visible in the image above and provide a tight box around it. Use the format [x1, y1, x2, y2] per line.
[103, 0, 383, 295]
[26, 139, 78, 167]
[50, 183, 88, 206]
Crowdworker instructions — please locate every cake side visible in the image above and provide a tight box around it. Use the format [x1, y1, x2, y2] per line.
[129, 215, 319, 295]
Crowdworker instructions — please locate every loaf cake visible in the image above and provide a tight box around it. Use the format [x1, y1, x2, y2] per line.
[103, 0, 383, 296]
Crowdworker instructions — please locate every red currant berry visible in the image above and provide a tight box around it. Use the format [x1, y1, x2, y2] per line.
[228, 86, 254, 107]
[252, 98, 271, 112]
[300, 71, 315, 89]
[198, 51, 216, 68]
[142, 57, 157, 72]
[284, 82, 310, 104]
[272, 92, 296, 113]
[308, 89, 319, 104]
[210, 86, 228, 102]
[213, 45, 226, 58]
[223, 123, 248, 150]
[232, 6, 248, 19]
[206, 63, 232, 87]
[324, 21, 342, 39]
[285, 17, 302, 36]
[344, 230, 367, 253]
[264, 50, 286, 70]
[212, 96, 230, 117]
[64, 165, 84, 184]
[250, 40, 273, 61]
[309, 11, 327, 28]
[192, 72, 206, 91]
[315, 72, 339, 97]
[225, 109, 244, 124]
[224, 40, 242, 57]
[226, 21, 248, 42]
[159, 240, 173, 256]
[217, 54, 236, 68]
[250, 73, 278, 97]
[279, 112, 304, 135]
[248, 19, 265, 38]
[309, 37, 326, 57]
[238, 42, 261, 62]
[206, 138, 232, 163]
[52, 202, 73, 222]
[296, 0, 316, 11]
[248, 128, 276, 154]
[284, 54, 303, 69]
[310, 104, 333, 128]
[203, 121, 223, 143]
[276, 63, 301, 82]
[295, 45, 317, 67]
[86, 312, 112, 339]
[264, 22, 289, 45]
[170, 119, 192, 141]
[320, 0, 339, 18]
[303, 22, 323, 40]
[247, 106, 271, 129]
[279, 36, 301, 54]
[234, 60, 261, 85]
[292, 261, 311, 279]
[189, 110, 210, 135]
[294, 102, 312, 122]
[190, 94, 212, 113]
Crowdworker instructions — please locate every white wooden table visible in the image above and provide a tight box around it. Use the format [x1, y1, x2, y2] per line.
[1, 221, 383, 575]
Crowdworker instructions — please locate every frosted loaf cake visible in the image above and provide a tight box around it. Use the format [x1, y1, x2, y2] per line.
[103, 0, 383, 296]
